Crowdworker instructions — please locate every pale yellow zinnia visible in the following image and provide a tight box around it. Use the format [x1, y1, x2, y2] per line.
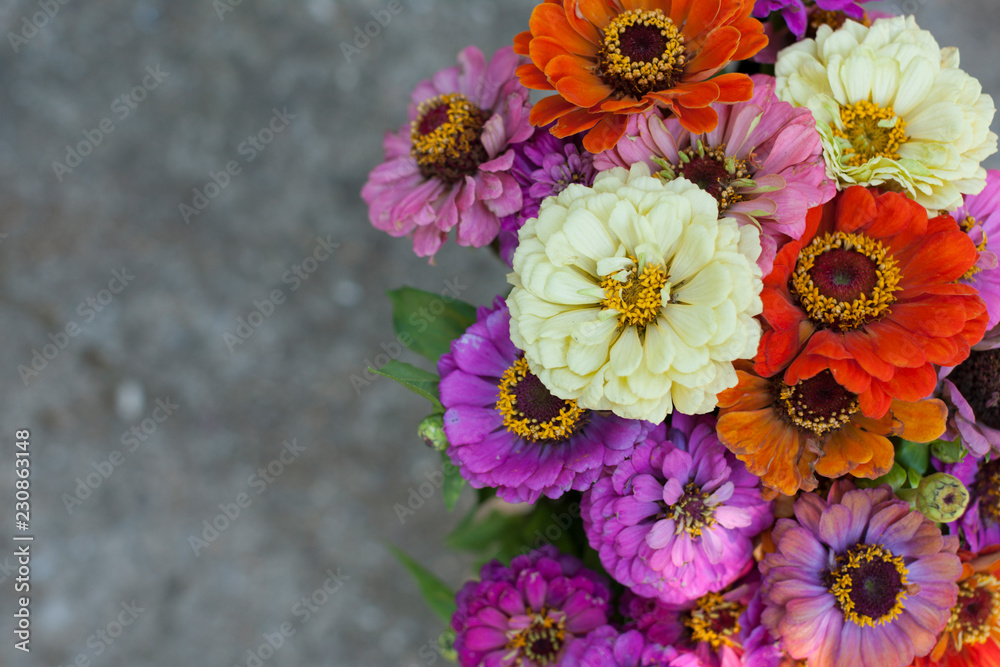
[775, 16, 997, 212]
[507, 163, 763, 423]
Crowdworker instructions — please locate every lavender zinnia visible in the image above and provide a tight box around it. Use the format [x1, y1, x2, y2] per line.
[438, 297, 646, 504]
[760, 482, 961, 667]
[944, 454, 1000, 553]
[582, 414, 772, 604]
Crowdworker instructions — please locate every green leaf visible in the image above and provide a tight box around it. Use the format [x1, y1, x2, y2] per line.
[930, 437, 968, 464]
[388, 545, 456, 624]
[907, 467, 922, 488]
[441, 450, 465, 511]
[370, 360, 442, 412]
[446, 508, 518, 553]
[856, 463, 907, 490]
[895, 440, 930, 476]
[388, 287, 477, 363]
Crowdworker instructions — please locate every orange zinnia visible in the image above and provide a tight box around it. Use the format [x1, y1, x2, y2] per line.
[911, 549, 1000, 667]
[755, 186, 988, 419]
[513, 0, 767, 152]
[716, 362, 947, 496]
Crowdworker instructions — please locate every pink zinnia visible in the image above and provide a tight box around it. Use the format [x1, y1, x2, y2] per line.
[362, 46, 532, 259]
[595, 74, 834, 275]
[953, 169, 1000, 329]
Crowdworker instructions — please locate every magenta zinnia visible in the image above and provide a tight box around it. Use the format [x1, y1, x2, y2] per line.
[953, 169, 1000, 329]
[452, 546, 612, 667]
[582, 414, 772, 604]
[595, 75, 834, 275]
[438, 297, 646, 504]
[760, 482, 962, 667]
[362, 46, 533, 259]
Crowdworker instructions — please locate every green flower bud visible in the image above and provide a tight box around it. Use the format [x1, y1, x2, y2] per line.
[915, 472, 970, 523]
[418, 414, 448, 451]
[929, 438, 968, 464]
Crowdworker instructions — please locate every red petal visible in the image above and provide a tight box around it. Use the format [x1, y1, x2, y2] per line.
[531, 94, 579, 125]
[883, 364, 938, 403]
[685, 26, 740, 76]
[531, 3, 598, 56]
[834, 186, 878, 234]
[671, 103, 719, 134]
[710, 72, 754, 103]
[552, 108, 603, 137]
[582, 114, 628, 153]
[547, 56, 612, 107]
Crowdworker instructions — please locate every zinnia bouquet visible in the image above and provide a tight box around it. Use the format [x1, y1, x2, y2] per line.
[363, 3, 1000, 666]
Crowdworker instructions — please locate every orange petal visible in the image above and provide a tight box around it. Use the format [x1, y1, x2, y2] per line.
[682, 0, 721, 38]
[529, 36, 572, 74]
[566, 0, 607, 41]
[890, 398, 947, 443]
[513, 30, 532, 56]
[531, 3, 598, 57]
[582, 113, 628, 152]
[517, 63, 555, 91]
[547, 56, 612, 107]
[552, 107, 603, 137]
[849, 431, 895, 479]
[685, 26, 740, 75]
[730, 18, 768, 61]
[833, 186, 878, 234]
[883, 363, 938, 403]
[531, 94, 579, 125]
[815, 424, 878, 478]
[671, 103, 719, 134]
[710, 72, 754, 103]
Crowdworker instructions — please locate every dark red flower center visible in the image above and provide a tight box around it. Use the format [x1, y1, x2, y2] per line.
[777, 370, 859, 436]
[828, 543, 910, 626]
[671, 145, 749, 211]
[972, 456, 1000, 523]
[791, 232, 901, 331]
[946, 574, 1000, 647]
[949, 349, 1000, 431]
[410, 93, 488, 184]
[810, 249, 879, 302]
[496, 358, 586, 443]
[598, 9, 686, 99]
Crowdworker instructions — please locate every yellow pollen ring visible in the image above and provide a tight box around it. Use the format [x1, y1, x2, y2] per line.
[598, 9, 686, 97]
[684, 592, 745, 651]
[495, 358, 584, 443]
[945, 574, 1000, 650]
[829, 544, 910, 627]
[600, 258, 670, 330]
[960, 215, 989, 280]
[832, 100, 909, 168]
[410, 93, 487, 176]
[791, 231, 902, 331]
[778, 381, 859, 436]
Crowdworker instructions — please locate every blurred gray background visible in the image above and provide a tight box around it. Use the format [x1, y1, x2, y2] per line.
[0, 0, 995, 665]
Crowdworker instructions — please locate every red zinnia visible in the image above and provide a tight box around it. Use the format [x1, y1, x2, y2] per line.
[756, 186, 988, 418]
[513, 0, 768, 152]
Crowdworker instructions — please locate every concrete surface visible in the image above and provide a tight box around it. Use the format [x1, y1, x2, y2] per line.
[0, 0, 995, 666]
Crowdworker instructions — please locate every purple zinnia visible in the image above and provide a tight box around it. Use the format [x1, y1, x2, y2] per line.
[497, 124, 596, 266]
[438, 297, 646, 504]
[760, 482, 962, 667]
[563, 627, 685, 667]
[751, 0, 886, 39]
[452, 545, 612, 667]
[620, 574, 781, 667]
[954, 169, 1000, 329]
[581, 414, 772, 604]
[939, 325, 1000, 458]
[943, 454, 1000, 552]
[594, 75, 834, 275]
[362, 46, 533, 259]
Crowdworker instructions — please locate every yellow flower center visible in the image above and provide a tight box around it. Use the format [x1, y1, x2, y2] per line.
[506, 610, 566, 665]
[791, 232, 902, 331]
[495, 358, 585, 443]
[829, 543, 910, 627]
[598, 9, 686, 99]
[777, 370, 860, 437]
[600, 258, 670, 330]
[661, 482, 717, 538]
[960, 215, 989, 280]
[945, 574, 1000, 651]
[684, 592, 745, 651]
[410, 93, 488, 183]
[832, 100, 909, 167]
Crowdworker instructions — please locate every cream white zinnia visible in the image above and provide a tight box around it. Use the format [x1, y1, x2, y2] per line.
[506, 163, 763, 422]
[775, 16, 997, 212]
